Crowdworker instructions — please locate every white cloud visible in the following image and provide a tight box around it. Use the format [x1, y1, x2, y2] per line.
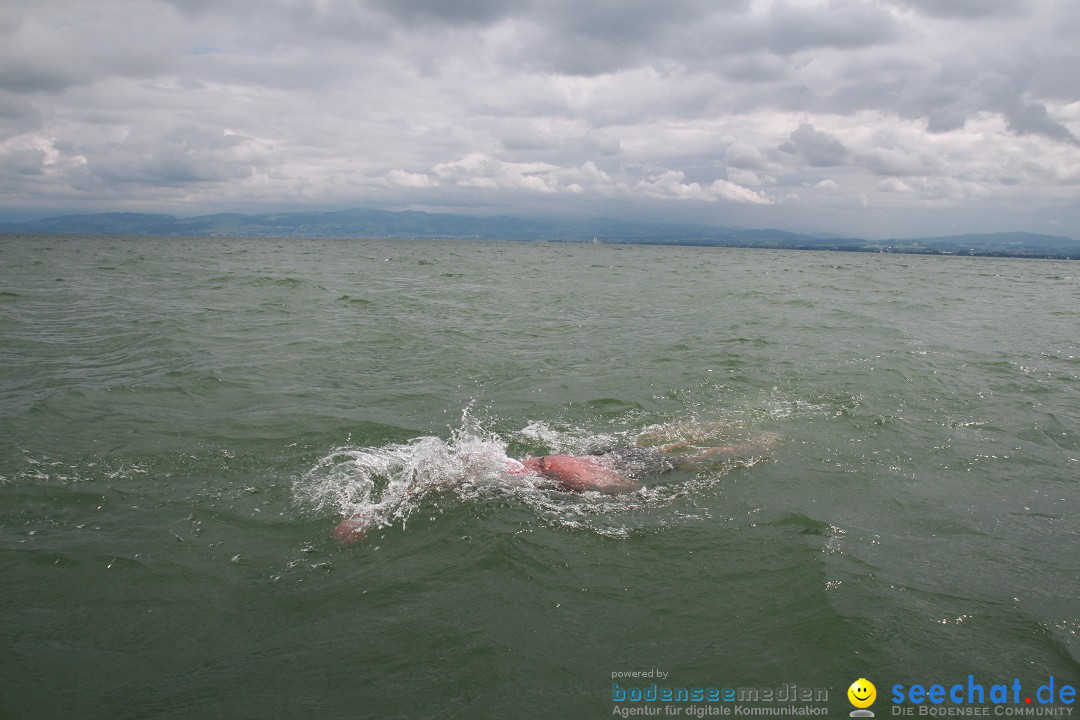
[635, 170, 773, 204]
[432, 153, 559, 193]
[385, 170, 439, 188]
[710, 178, 775, 204]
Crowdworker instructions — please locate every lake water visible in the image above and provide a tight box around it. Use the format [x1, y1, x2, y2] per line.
[1, 236, 1078, 718]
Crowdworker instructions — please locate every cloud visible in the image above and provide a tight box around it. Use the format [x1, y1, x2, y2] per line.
[432, 153, 559, 194]
[725, 142, 770, 170]
[0, 90, 42, 141]
[877, 176, 993, 200]
[512, 0, 747, 75]
[860, 148, 946, 176]
[764, 0, 901, 54]
[1001, 100, 1080, 146]
[0, 146, 45, 176]
[385, 169, 439, 188]
[635, 170, 773, 204]
[369, 0, 524, 25]
[779, 124, 850, 167]
[494, 121, 622, 160]
[0, 2, 178, 93]
[380, 157, 774, 208]
[887, 0, 1029, 19]
[0, 0, 1077, 238]
[69, 123, 270, 189]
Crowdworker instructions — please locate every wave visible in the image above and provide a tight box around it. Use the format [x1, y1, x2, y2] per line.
[335, 294, 373, 305]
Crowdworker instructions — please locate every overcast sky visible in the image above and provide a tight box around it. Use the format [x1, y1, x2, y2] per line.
[1, 0, 1078, 238]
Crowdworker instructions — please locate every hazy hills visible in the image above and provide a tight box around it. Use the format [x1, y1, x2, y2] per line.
[2, 208, 1078, 259]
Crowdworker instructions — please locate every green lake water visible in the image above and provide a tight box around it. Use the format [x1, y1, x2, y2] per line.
[1, 236, 1078, 718]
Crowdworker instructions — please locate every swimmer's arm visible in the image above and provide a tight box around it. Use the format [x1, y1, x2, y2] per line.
[635, 421, 734, 447]
[671, 435, 779, 466]
[334, 513, 372, 544]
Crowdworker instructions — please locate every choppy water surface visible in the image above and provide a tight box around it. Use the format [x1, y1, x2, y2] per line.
[1, 236, 1078, 718]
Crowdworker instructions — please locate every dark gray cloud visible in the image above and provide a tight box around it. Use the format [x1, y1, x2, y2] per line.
[969, 71, 1080, 144]
[0, 91, 42, 140]
[1003, 101, 1080, 145]
[860, 148, 946, 176]
[541, 0, 732, 42]
[0, 3, 177, 94]
[493, 0, 750, 76]
[764, 0, 900, 54]
[887, 0, 1030, 19]
[507, 0, 897, 76]
[0, 58, 83, 94]
[370, 0, 527, 25]
[780, 124, 850, 167]
[0, 146, 45, 176]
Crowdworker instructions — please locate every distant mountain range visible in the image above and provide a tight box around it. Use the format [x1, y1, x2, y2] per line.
[2, 208, 1078, 259]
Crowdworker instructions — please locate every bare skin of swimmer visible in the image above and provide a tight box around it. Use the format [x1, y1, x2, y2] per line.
[519, 440, 769, 495]
[333, 435, 777, 544]
[520, 454, 637, 494]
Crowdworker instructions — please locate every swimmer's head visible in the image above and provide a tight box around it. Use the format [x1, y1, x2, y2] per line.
[519, 457, 543, 473]
[504, 457, 528, 475]
[333, 516, 368, 544]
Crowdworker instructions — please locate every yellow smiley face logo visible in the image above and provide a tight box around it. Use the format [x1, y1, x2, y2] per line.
[848, 678, 877, 709]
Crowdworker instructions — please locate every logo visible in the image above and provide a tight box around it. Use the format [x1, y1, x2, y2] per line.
[849, 678, 877, 717]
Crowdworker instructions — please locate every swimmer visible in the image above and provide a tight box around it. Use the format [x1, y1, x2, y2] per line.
[333, 430, 778, 544]
[516, 436, 776, 495]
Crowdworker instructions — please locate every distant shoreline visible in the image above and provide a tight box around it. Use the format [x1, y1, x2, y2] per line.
[2, 208, 1077, 260]
[5, 232, 1079, 260]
